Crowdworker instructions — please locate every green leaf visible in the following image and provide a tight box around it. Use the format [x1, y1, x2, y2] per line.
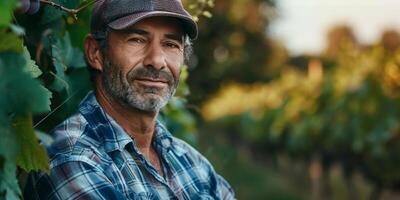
[0, 0, 16, 27]
[0, 51, 50, 195]
[0, 118, 20, 200]
[50, 32, 86, 92]
[53, 32, 85, 68]
[0, 52, 52, 114]
[0, 29, 23, 53]
[0, 160, 20, 200]
[22, 47, 42, 78]
[13, 113, 50, 173]
[32, 85, 53, 113]
[41, 5, 63, 25]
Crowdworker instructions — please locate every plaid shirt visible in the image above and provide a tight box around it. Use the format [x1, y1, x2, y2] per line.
[25, 92, 234, 200]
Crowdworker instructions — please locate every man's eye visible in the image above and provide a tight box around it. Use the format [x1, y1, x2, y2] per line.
[164, 42, 181, 49]
[128, 38, 145, 43]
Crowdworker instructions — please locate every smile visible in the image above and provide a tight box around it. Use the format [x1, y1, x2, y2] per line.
[134, 78, 168, 87]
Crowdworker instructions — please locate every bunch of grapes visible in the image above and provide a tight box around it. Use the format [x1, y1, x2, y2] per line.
[16, 0, 40, 14]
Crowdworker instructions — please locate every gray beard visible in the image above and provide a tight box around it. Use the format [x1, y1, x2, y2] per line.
[102, 59, 178, 112]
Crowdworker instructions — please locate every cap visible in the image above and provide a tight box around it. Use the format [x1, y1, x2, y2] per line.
[90, 0, 198, 40]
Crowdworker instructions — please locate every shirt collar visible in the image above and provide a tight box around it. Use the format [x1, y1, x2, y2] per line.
[153, 121, 174, 151]
[78, 91, 174, 153]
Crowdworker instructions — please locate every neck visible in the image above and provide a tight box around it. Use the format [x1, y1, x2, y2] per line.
[95, 83, 158, 155]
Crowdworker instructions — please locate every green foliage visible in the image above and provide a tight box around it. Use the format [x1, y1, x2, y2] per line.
[160, 67, 197, 145]
[0, 48, 52, 114]
[22, 47, 42, 78]
[0, 119, 20, 200]
[0, 28, 51, 198]
[187, 0, 278, 105]
[0, 0, 16, 27]
[13, 114, 49, 173]
[204, 140, 308, 200]
[206, 37, 400, 193]
[191, 2, 400, 196]
[0, 30, 23, 52]
[49, 32, 86, 93]
[183, 0, 214, 21]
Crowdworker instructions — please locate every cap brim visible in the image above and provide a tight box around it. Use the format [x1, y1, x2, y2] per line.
[108, 11, 198, 40]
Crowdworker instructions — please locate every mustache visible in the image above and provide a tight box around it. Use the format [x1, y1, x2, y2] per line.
[128, 67, 175, 85]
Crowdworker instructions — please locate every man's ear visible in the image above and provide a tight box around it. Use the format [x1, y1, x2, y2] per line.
[84, 34, 104, 72]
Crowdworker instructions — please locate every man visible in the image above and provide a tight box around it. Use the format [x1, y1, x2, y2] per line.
[24, 0, 234, 199]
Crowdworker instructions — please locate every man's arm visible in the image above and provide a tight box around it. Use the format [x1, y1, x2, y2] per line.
[24, 161, 126, 200]
[177, 140, 235, 199]
[215, 174, 236, 200]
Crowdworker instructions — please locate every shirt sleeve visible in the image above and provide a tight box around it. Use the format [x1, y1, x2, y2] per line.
[191, 147, 236, 199]
[167, 137, 236, 199]
[25, 161, 126, 200]
[215, 174, 236, 200]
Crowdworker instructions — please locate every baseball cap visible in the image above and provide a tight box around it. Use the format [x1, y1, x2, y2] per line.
[90, 0, 198, 40]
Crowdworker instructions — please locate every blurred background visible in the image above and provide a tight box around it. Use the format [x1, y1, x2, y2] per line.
[5, 0, 400, 199]
[187, 0, 400, 199]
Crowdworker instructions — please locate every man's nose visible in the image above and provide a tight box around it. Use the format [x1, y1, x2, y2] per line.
[143, 43, 167, 70]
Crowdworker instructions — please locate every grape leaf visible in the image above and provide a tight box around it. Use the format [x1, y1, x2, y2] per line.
[22, 47, 42, 78]
[0, 52, 52, 114]
[53, 32, 85, 68]
[0, 118, 20, 200]
[0, 48, 51, 197]
[12, 113, 50, 173]
[0, 159, 20, 200]
[0, 29, 23, 53]
[0, 0, 16, 27]
[50, 32, 85, 92]
[0, 30, 51, 200]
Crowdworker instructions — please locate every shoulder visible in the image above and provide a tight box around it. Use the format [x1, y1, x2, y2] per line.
[170, 137, 236, 199]
[48, 113, 87, 155]
[26, 160, 123, 200]
[47, 113, 109, 169]
[170, 137, 213, 167]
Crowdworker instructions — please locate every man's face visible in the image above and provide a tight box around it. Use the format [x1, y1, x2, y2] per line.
[101, 17, 185, 112]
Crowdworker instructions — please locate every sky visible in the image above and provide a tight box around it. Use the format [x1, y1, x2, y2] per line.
[270, 0, 400, 55]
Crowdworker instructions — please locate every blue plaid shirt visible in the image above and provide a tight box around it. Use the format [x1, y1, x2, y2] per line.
[25, 92, 234, 200]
